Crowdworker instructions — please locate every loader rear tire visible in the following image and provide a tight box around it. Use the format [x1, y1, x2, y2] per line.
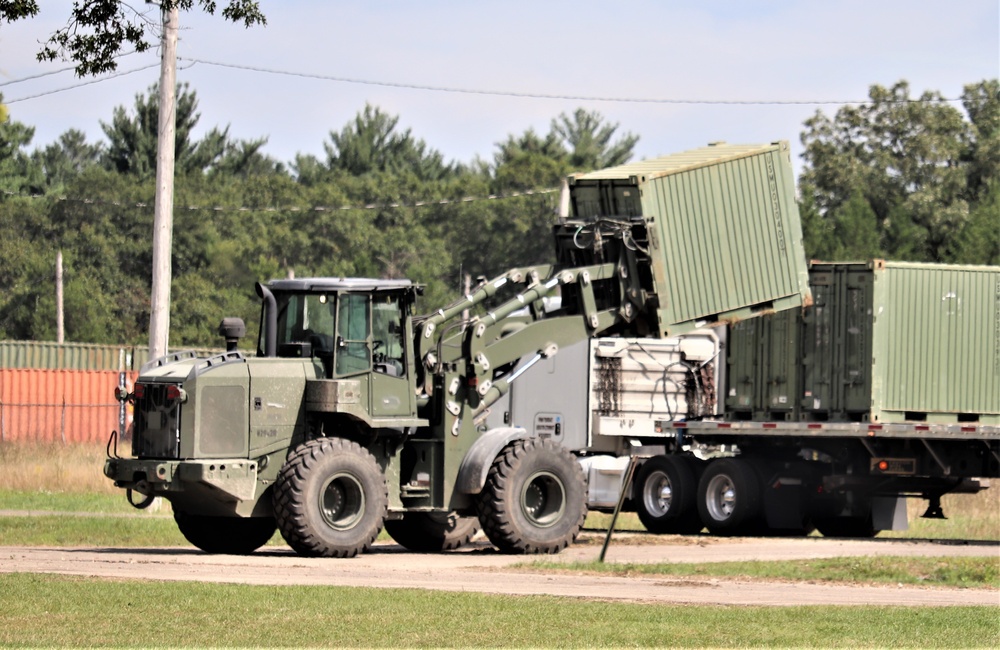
[273, 437, 388, 558]
[476, 438, 587, 554]
[174, 511, 276, 555]
[384, 512, 480, 552]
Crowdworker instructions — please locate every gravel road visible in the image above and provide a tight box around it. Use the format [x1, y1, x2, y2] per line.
[2, 534, 998, 607]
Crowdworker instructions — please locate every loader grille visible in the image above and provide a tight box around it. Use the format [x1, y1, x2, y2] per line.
[131, 383, 182, 459]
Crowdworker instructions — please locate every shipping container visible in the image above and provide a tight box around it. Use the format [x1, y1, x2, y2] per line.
[0, 368, 137, 444]
[726, 310, 800, 421]
[0, 340, 230, 371]
[727, 260, 1000, 424]
[557, 141, 811, 336]
[819, 260, 999, 423]
[0, 340, 137, 371]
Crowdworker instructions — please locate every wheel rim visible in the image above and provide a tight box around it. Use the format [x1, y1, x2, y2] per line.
[705, 474, 736, 521]
[320, 472, 365, 531]
[519, 470, 566, 528]
[642, 470, 673, 517]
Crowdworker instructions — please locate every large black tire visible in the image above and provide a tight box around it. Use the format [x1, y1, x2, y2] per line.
[384, 512, 480, 552]
[633, 455, 703, 535]
[476, 438, 587, 554]
[174, 511, 276, 555]
[696, 458, 762, 535]
[272, 437, 388, 558]
[814, 515, 878, 539]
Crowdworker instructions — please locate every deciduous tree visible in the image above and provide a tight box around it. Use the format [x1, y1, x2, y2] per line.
[1, 1, 265, 76]
[799, 79, 998, 263]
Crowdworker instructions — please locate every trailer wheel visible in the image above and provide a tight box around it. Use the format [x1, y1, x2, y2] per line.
[697, 458, 762, 535]
[384, 512, 480, 552]
[814, 515, 877, 539]
[273, 437, 388, 558]
[476, 438, 587, 554]
[634, 456, 703, 534]
[174, 511, 276, 555]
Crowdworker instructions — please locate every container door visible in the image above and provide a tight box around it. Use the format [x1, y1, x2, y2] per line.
[761, 310, 799, 421]
[840, 269, 874, 418]
[801, 270, 836, 419]
[725, 319, 759, 418]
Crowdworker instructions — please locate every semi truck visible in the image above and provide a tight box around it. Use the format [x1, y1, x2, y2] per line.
[492, 261, 1000, 538]
[104, 141, 814, 556]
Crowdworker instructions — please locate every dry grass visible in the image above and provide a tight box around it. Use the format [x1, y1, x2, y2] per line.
[2, 442, 998, 541]
[882, 488, 1000, 540]
[0, 442, 119, 494]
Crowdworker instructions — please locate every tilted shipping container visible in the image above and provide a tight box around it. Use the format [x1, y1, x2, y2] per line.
[557, 141, 812, 336]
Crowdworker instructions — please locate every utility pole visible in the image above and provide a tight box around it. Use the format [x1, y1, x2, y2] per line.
[56, 250, 64, 344]
[148, 2, 179, 359]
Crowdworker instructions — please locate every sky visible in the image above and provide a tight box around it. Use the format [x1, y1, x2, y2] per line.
[1, 1, 998, 177]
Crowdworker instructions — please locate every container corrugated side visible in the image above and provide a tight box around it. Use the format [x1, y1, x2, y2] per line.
[0, 340, 134, 371]
[870, 261, 1000, 423]
[0, 368, 137, 443]
[0, 341, 231, 371]
[569, 141, 812, 335]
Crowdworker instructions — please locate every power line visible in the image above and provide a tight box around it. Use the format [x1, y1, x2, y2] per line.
[1, 187, 559, 212]
[180, 57, 965, 106]
[2, 53, 965, 107]
[5, 63, 161, 104]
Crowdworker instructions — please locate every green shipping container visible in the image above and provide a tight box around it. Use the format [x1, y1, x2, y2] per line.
[0, 341, 229, 372]
[808, 261, 1000, 424]
[727, 261, 1000, 424]
[726, 310, 800, 421]
[565, 141, 812, 336]
[0, 340, 135, 371]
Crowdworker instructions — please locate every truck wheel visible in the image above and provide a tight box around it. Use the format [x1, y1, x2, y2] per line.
[273, 437, 388, 558]
[174, 511, 276, 554]
[634, 455, 703, 534]
[697, 458, 761, 535]
[476, 438, 587, 554]
[384, 512, 480, 552]
[814, 515, 878, 538]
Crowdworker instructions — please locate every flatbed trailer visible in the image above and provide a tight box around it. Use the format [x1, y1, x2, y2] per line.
[491, 334, 999, 538]
[629, 419, 999, 537]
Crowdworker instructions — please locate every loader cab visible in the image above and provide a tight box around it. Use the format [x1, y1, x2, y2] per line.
[258, 278, 420, 418]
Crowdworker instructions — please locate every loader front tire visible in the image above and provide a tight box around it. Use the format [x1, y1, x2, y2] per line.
[273, 437, 388, 558]
[174, 511, 276, 555]
[476, 438, 587, 554]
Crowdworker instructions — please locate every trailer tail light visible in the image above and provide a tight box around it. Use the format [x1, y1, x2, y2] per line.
[870, 458, 916, 475]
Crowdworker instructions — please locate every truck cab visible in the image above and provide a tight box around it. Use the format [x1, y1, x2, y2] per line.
[259, 278, 421, 423]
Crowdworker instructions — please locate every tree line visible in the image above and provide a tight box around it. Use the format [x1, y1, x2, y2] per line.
[0, 79, 996, 348]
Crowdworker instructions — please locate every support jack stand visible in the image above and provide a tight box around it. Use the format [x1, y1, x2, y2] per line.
[921, 494, 947, 520]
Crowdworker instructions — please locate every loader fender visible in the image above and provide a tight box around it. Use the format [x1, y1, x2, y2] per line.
[455, 427, 530, 494]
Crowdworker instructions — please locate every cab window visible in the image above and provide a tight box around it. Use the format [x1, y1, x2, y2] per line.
[335, 293, 371, 376]
[372, 295, 405, 377]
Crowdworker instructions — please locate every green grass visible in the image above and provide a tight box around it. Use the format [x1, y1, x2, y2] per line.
[526, 556, 1000, 589]
[0, 573, 996, 649]
[0, 488, 153, 513]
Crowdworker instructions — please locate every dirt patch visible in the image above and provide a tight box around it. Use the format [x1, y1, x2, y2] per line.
[2, 535, 997, 606]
